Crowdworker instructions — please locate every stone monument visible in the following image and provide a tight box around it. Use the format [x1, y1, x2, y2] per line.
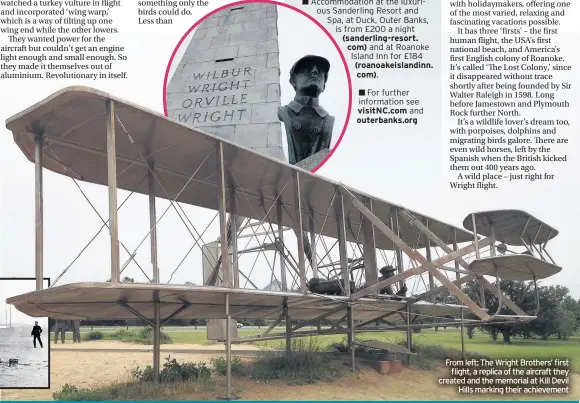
[53, 319, 81, 343]
[166, 3, 284, 341]
[201, 241, 238, 341]
[166, 2, 284, 160]
[53, 319, 66, 344]
[165, 3, 328, 339]
[72, 320, 81, 343]
[278, 54, 334, 167]
[201, 241, 234, 288]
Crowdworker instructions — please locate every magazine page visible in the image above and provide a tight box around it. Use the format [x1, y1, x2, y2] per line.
[0, 0, 578, 400]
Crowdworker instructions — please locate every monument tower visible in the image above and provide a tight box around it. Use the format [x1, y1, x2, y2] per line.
[165, 4, 285, 339]
[165, 5, 317, 339]
[166, 2, 284, 160]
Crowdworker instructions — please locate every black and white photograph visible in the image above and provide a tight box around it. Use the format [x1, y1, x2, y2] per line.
[0, 278, 50, 389]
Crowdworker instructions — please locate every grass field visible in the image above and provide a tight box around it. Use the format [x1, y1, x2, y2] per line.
[57, 326, 580, 373]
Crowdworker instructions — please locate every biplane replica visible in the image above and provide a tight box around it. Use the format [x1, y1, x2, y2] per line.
[5, 87, 562, 398]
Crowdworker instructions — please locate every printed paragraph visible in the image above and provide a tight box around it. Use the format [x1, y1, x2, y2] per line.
[137, 0, 208, 25]
[440, 358, 571, 395]
[0, 0, 128, 80]
[306, 0, 435, 80]
[357, 88, 421, 125]
[304, 0, 437, 131]
[446, 0, 574, 190]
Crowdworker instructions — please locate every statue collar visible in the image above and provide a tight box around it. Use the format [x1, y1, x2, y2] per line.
[288, 96, 328, 117]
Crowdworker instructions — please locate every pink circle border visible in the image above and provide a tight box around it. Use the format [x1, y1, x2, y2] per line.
[162, 0, 353, 173]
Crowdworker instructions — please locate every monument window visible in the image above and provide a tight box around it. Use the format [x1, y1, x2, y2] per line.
[215, 58, 235, 63]
[230, 6, 244, 11]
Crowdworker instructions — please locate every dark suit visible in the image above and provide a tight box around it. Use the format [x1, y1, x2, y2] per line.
[31, 324, 43, 348]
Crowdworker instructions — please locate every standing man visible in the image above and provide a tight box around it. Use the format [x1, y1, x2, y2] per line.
[31, 321, 43, 348]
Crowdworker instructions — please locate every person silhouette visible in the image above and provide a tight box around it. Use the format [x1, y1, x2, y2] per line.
[31, 321, 43, 348]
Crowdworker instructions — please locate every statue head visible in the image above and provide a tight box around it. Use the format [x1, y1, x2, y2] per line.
[289, 55, 330, 98]
[34, 321, 38, 325]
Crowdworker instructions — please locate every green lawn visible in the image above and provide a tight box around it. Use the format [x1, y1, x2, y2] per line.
[255, 329, 580, 374]
[57, 326, 579, 373]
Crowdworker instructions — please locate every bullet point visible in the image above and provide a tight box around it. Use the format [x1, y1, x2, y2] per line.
[302, 0, 309, 4]
[359, 89, 365, 96]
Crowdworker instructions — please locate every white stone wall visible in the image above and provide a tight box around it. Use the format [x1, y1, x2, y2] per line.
[167, 3, 284, 160]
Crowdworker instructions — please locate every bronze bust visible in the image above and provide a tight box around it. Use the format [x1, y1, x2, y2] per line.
[278, 55, 335, 165]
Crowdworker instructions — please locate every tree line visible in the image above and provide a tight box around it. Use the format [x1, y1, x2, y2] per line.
[438, 280, 580, 344]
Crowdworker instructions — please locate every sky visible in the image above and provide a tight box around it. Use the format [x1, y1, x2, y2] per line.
[0, 0, 578, 326]
[0, 279, 49, 327]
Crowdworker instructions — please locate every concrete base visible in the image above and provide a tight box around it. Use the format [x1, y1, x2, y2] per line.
[295, 148, 330, 171]
[207, 319, 238, 341]
[371, 360, 403, 375]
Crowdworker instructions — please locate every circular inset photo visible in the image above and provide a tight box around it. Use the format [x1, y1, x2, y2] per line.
[163, 0, 351, 172]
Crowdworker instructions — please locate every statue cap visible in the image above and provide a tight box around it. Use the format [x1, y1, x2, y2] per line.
[290, 55, 330, 83]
